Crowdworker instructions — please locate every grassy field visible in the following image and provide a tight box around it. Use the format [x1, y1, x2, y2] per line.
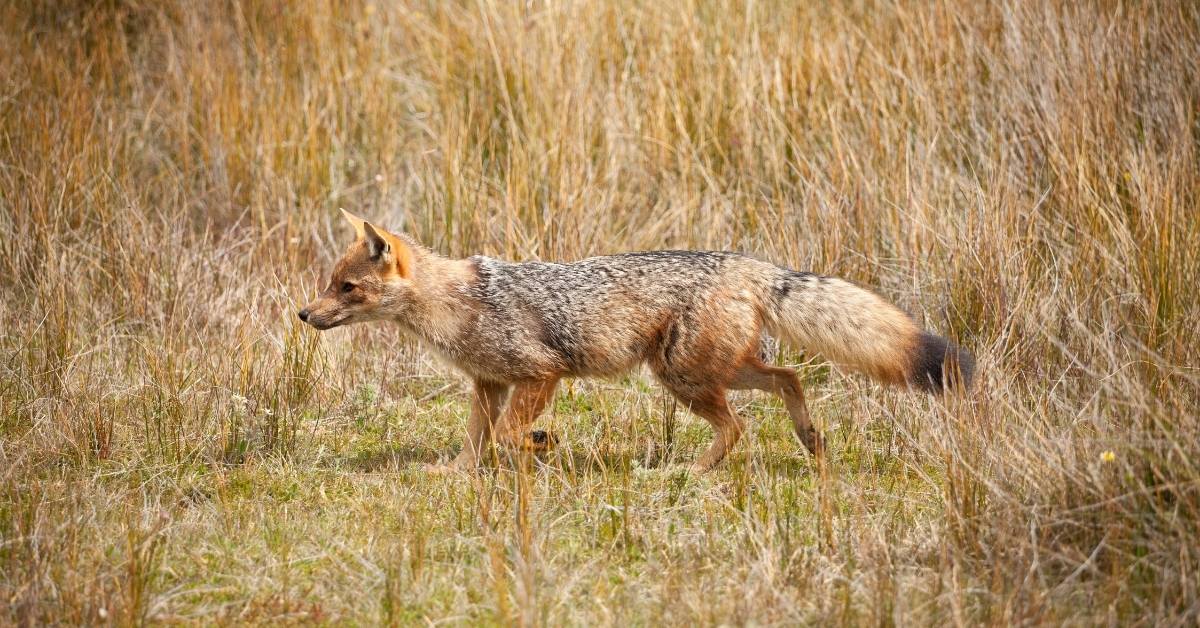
[2, 0, 1199, 624]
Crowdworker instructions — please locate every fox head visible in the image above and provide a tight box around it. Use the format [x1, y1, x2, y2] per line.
[298, 209, 418, 330]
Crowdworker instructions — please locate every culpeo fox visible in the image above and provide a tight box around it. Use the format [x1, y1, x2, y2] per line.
[299, 210, 974, 473]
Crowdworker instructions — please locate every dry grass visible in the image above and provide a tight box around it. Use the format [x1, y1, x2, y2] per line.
[2, 0, 1199, 624]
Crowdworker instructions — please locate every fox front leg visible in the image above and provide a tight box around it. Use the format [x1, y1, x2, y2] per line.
[425, 379, 509, 473]
[492, 377, 560, 454]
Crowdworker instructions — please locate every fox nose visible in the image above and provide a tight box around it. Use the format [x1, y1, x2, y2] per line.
[298, 309, 310, 322]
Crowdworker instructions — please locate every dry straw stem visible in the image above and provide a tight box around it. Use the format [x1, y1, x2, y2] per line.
[2, 0, 1199, 624]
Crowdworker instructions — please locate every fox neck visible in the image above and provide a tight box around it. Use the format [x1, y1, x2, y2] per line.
[388, 249, 475, 346]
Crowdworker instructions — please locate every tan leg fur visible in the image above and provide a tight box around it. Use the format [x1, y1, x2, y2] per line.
[493, 377, 560, 454]
[427, 380, 508, 473]
[730, 358, 825, 460]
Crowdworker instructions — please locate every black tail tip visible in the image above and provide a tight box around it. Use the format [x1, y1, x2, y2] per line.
[911, 332, 975, 393]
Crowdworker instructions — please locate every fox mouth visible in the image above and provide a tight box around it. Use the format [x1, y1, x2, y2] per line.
[307, 315, 349, 331]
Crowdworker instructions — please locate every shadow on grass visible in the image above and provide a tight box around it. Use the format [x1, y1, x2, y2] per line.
[334, 440, 817, 478]
[340, 444, 448, 472]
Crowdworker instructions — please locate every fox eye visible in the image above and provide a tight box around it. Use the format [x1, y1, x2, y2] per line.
[341, 282, 356, 293]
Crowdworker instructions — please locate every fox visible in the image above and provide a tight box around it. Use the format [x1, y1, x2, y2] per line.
[299, 210, 974, 473]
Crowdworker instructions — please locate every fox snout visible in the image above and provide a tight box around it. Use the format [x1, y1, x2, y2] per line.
[296, 298, 346, 330]
[297, 303, 328, 329]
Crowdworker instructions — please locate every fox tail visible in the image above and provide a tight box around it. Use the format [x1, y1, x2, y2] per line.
[765, 271, 974, 393]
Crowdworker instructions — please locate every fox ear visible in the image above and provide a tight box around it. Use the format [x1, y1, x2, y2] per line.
[340, 208, 368, 240]
[343, 209, 414, 277]
[362, 222, 390, 261]
[362, 222, 415, 278]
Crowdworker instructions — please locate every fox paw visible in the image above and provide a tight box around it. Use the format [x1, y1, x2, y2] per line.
[497, 430, 558, 453]
[528, 430, 557, 451]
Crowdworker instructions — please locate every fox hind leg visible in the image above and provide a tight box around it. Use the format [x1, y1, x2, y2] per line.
[649, 316, 759, 471]
[652, 365, 745, 472]
[661, 387, 745, 473]
[730, 358, 824, 460]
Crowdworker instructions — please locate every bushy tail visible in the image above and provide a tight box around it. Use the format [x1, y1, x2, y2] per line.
[765, 271, 974, 393]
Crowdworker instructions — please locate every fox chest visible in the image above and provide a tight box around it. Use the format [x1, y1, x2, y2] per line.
[418, 322, 562, 382]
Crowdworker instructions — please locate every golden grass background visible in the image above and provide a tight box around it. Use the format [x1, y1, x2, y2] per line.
[2, 0, 1198, 624]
